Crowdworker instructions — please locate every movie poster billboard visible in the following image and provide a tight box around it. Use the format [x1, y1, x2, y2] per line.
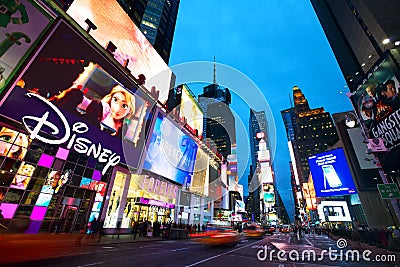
[143, 109, 198, 185]
[66, 0, 174, 104]
[353, 52, 400, 152]
[308, 148, 357, 197]
[0, 20, 155, 171]
[0, 0, 53, 93]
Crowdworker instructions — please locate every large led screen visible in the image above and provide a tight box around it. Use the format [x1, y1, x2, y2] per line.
[0, 20, 154, 171]
[353, 52, 400, 152]
[308, 148, 357, 197]
[143, 109, 198, 185]
[190, 148, 209, 196]
[0, 0, 53, 93]
[180, 84, 204, 137]
[66, 0, 173, 104]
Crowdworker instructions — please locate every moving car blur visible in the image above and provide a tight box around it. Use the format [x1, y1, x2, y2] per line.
[279, 224, 292, 233]
[193, 224, 241, 246]
[263, 225, 276, 235]
[243, 224, 265, 238]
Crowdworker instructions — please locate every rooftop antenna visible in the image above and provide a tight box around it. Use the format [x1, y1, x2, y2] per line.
[213, 55, 217, 85]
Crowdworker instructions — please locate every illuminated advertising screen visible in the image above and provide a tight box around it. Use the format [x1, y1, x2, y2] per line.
[179, 84, 204, 137]
[263, 183, 275, 204]
[190, 148, 209, 196]
[143, 109, 198, 185]
[317, 201, 352, 222]
[235, 200, 246, 213]
[353, 52, 400, 152]
[0, 0, 53, 93]
[0, 20, 154, 171]
[308, 148, 357, 197]
[66, 0, 173, 103]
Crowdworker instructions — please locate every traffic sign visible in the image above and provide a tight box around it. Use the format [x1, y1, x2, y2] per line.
[377, 183, 400, 199]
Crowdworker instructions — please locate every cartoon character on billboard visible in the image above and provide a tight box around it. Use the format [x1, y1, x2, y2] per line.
[10, 162, 35, 190]
[0, 126, 30, 159]
[99, 85, 135, 137]
[0, 0, 29, 28]
[44, 170, 71, 194]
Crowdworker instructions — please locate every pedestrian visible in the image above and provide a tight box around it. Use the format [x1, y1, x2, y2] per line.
[90, 218, 99, 239]
[112, 220, 122, 239]
[75, 223, 87, 246]
[133, 221, 139, 240]
[97, 219, 104, 242]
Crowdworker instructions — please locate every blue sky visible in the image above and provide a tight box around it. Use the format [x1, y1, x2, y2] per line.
[169, 0, 354, 216]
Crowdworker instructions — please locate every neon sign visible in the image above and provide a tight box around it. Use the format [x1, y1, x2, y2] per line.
[22, 93, 120, 174]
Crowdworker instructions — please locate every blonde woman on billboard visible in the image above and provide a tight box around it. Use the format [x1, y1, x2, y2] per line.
[0, 127, 30, 160]
[10, 162, 35, 190]
[99, 85, 135, 137]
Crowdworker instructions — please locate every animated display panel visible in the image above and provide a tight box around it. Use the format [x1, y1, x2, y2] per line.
[308, 148, 357, 197]
[143, 109, 198, 185]
[0, 20, 154, 170]
[0, 0, 53, 93]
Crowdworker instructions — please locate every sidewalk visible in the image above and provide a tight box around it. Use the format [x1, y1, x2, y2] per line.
[0, 232, 167, 264]
[0, 232, 165, 246]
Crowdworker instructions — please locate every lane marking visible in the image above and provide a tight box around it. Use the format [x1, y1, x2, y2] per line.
[77, 262, 104, 267]
[303, 236, 314, 247]
[185, 239, 264, 267]
[172, 247, 190, 251]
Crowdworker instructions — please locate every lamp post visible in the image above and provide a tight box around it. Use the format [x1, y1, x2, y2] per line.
[345, 93, 400, 226]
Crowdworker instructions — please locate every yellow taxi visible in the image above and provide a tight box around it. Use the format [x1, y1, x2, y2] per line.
[243, 224, 265, 238]
[194, 224, 241, 246]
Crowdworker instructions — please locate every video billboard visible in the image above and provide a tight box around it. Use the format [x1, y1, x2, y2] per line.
[180, 84, 204, 137]
[308, 148, 357, 197]
[143, 109, 198, 185]
[0, 20, 154, 171]
[353, 52, 400, 152]
[0, 0, 53, 93]
[317, 201, 352, 222]
[66, 0, 173, 103]
[190, 148, 209, 196]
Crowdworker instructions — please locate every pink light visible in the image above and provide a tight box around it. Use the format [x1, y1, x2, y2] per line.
[30, 206, 47, 220]
[55, 147, 69, 160]
[0, 203, 18, 219]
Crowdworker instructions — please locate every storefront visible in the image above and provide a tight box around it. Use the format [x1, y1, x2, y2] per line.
[0, 124, 112, 233]
[101, 172, 178, 233]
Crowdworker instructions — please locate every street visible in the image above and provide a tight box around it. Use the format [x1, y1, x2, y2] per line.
[2, 232, 398, 267]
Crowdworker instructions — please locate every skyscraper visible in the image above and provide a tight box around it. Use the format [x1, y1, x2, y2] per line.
[249, 109, 269, 169]
[310, 0, 400, 91]
[117, 0, 180, 63]
[310, 0, 400, 175]
[289, 86, 339, 184]
[198, 62, 235, 159]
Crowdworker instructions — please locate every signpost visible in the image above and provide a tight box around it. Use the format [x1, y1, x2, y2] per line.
[377, 183, 400, 199]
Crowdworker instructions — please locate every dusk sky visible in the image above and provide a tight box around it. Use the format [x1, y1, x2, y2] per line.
[169, 0, 354, 216]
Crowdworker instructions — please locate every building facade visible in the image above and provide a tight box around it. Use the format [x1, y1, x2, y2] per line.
[117, 0, 180, 63]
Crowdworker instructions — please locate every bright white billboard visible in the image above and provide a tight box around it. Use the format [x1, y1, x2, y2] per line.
[67, 0, 173, 103]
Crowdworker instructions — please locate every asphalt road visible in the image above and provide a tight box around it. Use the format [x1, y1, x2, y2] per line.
[3, 233, 399, 267]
